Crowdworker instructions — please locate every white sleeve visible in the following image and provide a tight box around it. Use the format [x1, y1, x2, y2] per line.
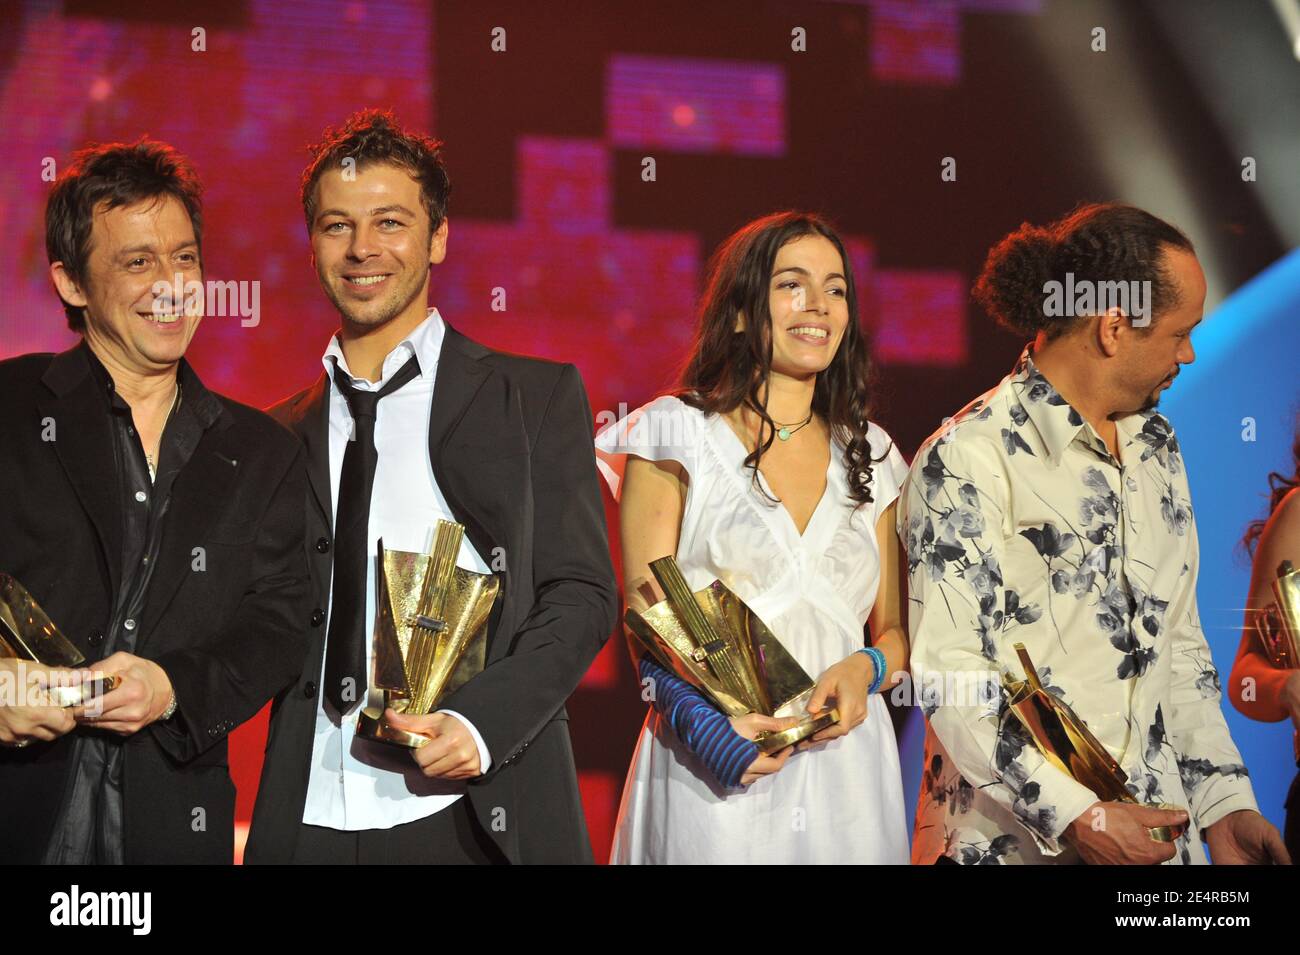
[594, 395, 695, 501]
[866, 422, 911, 525]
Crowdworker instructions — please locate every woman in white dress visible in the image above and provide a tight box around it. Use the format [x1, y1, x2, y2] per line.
[595, 211, 912, 863]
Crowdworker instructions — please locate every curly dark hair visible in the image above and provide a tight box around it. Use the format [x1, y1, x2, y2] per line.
[1242, 414, 1300, 556]
[45, 137, 204, 332]
[300, 107, 451, 237]
[677, 211, 884, 507]
[973, 202, 1194, 340]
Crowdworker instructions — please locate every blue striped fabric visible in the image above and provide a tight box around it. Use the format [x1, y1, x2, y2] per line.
[638, 655, 760, 789]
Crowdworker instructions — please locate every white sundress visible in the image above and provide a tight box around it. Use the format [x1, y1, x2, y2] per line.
[595, 395, 912, 864]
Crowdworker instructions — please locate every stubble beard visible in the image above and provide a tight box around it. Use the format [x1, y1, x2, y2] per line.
[325, 273, 421, 331]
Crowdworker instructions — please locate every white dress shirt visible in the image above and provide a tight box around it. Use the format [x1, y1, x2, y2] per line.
[302, 308, 493, 831]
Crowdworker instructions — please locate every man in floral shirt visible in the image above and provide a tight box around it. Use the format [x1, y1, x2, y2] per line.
[901, 203, 1288, 865]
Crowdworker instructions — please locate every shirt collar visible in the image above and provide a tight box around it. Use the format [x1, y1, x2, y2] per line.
[1008, 346, 1179, 468]
[78, 340, 223, 429]
[1008, 346, 1110, 464]
[322, 307, 445, 390]
[1119, 408, 1183, 473]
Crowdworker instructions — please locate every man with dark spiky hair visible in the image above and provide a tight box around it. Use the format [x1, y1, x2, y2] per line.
[0, 139, 309, 864]
[246, 110, 616, 864]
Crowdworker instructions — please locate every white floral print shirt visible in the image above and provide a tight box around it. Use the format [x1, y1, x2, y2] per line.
[900, 347, 1258, 864]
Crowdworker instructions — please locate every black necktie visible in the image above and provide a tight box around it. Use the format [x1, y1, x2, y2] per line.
[323, 353, 421, 714]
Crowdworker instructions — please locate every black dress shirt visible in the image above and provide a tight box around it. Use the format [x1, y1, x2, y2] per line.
[43, 347, 209, 864]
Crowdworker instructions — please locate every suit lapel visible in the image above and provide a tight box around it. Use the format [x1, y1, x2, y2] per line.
[37, 348, 124, 600]
[291, 373, 333, 528]
[428, 324, 497, 561]
[140, 426, 242, 637]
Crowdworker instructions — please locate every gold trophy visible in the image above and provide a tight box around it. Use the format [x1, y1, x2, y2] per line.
[624, 555, 839, 754]
[1251, 560, 1300, 764]
[356, 521, 500, 749]
[0, 573, 120, 706]
[1002, 643, 1186, 843]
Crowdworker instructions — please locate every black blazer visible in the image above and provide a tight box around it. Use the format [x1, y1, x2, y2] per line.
[0, 344, 310, 864]
[245, 322, 618, 864]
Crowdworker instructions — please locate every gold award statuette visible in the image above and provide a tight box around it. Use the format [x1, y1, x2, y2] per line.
[624, 555, 839, 754]
[1253, 560, 1300, 670]
[356, 521, 500, 749]
[0, 573, 120, 707]
[1252, 559, 1300, 763]
[1002, 642, 1186, 844]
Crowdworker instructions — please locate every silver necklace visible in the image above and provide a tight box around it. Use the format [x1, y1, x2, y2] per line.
[146, 382, 182, 480]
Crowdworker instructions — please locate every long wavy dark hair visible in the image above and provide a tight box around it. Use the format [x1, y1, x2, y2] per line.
[1243, 413, 1300, 556]
[676, 211, 883, 507]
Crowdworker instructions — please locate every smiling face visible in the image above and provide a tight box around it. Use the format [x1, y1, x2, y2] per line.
[309, 161, 446, 332]
[1116, 246, 1204, 413]
[763, 234, 851, 380]
[52, 194, 203, 376]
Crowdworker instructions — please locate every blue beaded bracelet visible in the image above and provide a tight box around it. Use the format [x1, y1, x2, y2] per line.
[858, 646, 887, 695]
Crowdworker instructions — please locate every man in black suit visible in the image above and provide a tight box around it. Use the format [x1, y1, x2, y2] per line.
[245, 110, 617, 864]
[0, 139, 309, 863]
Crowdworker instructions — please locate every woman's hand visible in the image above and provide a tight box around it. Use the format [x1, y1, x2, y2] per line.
[805, 652, 875, 743]
[730, 712, 799, 785]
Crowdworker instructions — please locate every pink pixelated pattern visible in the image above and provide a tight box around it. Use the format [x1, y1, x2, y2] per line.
[606, 54, 785, 156]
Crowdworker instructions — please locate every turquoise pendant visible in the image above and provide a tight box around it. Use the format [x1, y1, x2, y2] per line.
[778, 427, 791, 441]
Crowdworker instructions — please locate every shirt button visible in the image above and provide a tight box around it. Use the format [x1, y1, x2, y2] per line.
[304, 681, 317, 699]
[134, 490, 147, 503]
[88, 630, 105, 647]
[315, 537, 331, 553]
[123, 618, 136, 631]
[310, 608, 325, 627]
